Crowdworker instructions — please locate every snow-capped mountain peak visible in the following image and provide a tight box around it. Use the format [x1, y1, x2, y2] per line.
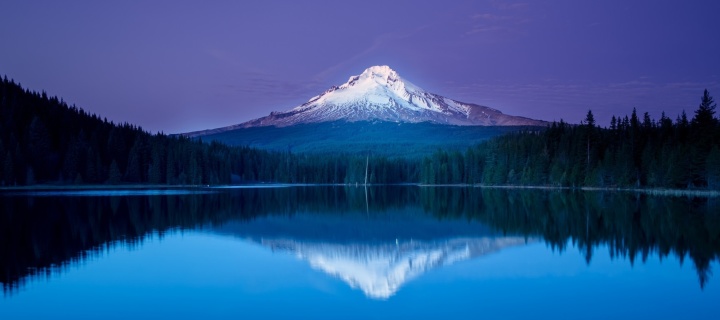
[261, 236, 531, 299]
[345, 65, 418, 93]
[188, 65, 547, 133]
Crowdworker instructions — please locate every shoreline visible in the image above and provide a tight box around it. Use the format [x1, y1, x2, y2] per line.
[418, 184, 720, 197]
[1, 183, 718, 197]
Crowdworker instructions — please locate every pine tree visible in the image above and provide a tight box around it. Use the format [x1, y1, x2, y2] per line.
[692, 89, 717, 129]
[706, 146, 720, 190]
[125, 139, 143, 182]
[108, 160, 122, 184]
[166, 148, 176, 184]
[27, 116, 51, 181]
[84, 149, 98, 183]
[62, 138, 82, 182]
[25, 166, 35, 185]
[584, 110, 597, 172]
[3, 151, 13, 185]
[149, 142, 163, 184]
[0, 139, 4, 184]
[585, 109, 596, 128]
[74, 173, 83, 185]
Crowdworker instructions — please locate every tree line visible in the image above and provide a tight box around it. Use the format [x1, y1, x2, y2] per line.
[3, 75, 719, 189]
[0, 76, 418, 186]
[421, 188, 720, 288]
[4, 186, 718, 293]
[421, 90, 720, 190]
[0, 76, 237, 185]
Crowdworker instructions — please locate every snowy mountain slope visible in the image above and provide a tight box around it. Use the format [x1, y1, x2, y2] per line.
[260, 237, 530, 299]
[211, 211, 533, 299]
[185, 65, 546, 136]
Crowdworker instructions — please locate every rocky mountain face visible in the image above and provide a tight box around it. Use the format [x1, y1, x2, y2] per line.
[185, 65, 546, 137]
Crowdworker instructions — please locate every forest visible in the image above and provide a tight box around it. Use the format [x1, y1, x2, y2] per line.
[1, 75, 719, 189]
[420, 90, 720, 189]
[0, 76, 415, 186]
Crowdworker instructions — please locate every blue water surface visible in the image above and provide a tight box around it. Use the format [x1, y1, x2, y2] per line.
[2, 231, 716, 320]
[1, 186, 718, 319]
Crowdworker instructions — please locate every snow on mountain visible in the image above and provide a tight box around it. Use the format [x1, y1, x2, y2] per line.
[260, 236, 531, 299]
[243, 65, 545, 127]
[211, 212, 532, 299]
[187, 65, 546, 135]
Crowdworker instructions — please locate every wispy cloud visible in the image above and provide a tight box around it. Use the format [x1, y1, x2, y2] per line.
[312, 25, 431, 83]
[204, 47, 327, 109]
[466, 26, 504, 35]
[465, 2, 531, 36]
[471, 13, 512, 21]
[219, 74, 324, 102]
[493, 2, 529, 10]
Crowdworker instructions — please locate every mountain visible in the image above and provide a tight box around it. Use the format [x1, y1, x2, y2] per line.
[186, 65, 546, 136]
[184, 66, 547, 156]
[258, 237, 529, 299]
[211, 210, 532, 299]
[190, 120, 535, 157]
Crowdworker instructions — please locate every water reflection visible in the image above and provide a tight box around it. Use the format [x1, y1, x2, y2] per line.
[1, 186, 719, 297]
[263, 237, 529, 299]
[2, 189, 217, 197]
[213, 211, 531, 299]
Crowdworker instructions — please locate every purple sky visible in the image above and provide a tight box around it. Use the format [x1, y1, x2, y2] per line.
[1, 0, 719, 133]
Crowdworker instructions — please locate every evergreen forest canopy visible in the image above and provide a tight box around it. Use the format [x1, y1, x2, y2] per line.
[420, 90, 720, 189]
[0, 76, 415, 186]
[1, 75, 719, 190]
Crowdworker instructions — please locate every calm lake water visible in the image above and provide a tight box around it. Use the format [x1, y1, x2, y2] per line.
[1, 186, 719, 319]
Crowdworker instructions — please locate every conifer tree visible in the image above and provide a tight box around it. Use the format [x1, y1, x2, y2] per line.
[108, 160, 122, 184]
[693, 89, 717, 129]
[3, 151, 13, 185]
[706, 146, 720, 189]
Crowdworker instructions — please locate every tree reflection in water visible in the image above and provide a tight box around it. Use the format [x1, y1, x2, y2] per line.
[1, 186, 718, 295]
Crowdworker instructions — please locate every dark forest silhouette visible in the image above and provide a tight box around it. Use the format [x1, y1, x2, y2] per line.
[2, 76, 719, 189]
[421, 90, 719, 189]
[0, 76, 416, 185]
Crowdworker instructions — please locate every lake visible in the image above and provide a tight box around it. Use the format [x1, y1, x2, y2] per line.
[1, 186, 719, 319]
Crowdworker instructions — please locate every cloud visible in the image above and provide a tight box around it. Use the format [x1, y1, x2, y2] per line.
[212, 23, 429, 113]
[221, 75, 323, 100]
[205, 48, 246, 69]
[466, 26, 504, 35]
[471, 13, 512, 21]
[494, 2, 529, 10]
[465, 2, 531, 36]
[312, 25, 431, 83]
[204, 48, 327, 107]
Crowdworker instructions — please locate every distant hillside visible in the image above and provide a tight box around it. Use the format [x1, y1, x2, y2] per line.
[0, 76, 249, 185]
[194, 120, 543, 157]
[0, 77, 423, 185]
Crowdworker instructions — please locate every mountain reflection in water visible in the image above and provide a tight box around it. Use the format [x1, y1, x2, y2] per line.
[213, 210, 532, 299]
[1, 186, 719, 297]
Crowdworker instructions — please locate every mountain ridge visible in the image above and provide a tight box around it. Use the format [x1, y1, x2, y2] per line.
[185, 65, 546, 137]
